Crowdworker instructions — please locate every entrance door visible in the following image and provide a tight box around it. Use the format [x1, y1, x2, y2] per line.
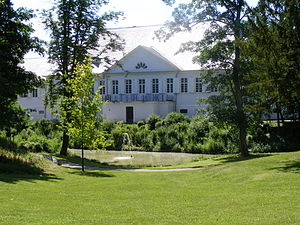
[126, 106, 134, 124]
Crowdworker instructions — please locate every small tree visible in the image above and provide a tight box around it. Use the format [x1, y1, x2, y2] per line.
[57, 59, 110, 171]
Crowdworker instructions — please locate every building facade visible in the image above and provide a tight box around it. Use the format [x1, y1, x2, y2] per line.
[18, 25, 218, 122]
[18, 45, 217, 122]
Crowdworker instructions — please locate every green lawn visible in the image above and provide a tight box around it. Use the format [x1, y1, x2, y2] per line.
[0, 151, 299, 224]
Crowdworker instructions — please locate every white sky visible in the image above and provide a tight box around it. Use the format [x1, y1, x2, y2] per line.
[12, 0, 258, 29]
[11, 0, 258, 58]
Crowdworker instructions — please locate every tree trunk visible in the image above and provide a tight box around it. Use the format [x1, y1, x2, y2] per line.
[60, 130, 69, 155]
[239, 123, 248, 157]
[276, 102, 281, 128]
[233, 0, 248, 157]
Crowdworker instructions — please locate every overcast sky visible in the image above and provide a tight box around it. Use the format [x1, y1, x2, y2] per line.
[12, 0, 258, 29]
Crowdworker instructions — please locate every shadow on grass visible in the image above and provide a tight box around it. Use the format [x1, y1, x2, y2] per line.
[219, 153, 274, 163]
[67, 170, 114, 177]
[0, 172, 62, 184]
[57, 154, 140, 170]
[0, 154, 63, 184]
[270, 160, 300, 173]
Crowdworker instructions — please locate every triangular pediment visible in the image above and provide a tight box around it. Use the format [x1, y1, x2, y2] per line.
[105, 45, 181, 74]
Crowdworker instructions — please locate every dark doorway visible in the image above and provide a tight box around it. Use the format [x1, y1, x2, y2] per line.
[126, 106, 134, 124]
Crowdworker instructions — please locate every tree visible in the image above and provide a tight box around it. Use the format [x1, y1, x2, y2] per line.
[42, 0, 123, 155]
[246, 0, 300, 123]
[56, 59, 109, 171]
[158, 0, 251, 156]
[0, 0, 43, 136]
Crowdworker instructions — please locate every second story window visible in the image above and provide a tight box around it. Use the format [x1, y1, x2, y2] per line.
[99, 80, 105, 94]
[125, 79, 132, 94]
[166, 78, 173, 93]
[195, 78, 202, 92]
[32, 89, 38, 98]
[112, 80, 118, 94]
[210, 86, 218, 92]
[152, 78, 159, 93]
[181, 78, 188, 93]
[139, 79, 145, 94]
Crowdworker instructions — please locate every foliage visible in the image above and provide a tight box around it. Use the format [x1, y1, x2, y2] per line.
[0, 0, 43, 136]
[246, 0, 300, 121]
[157, 0, 252, 156]
[145, 114, 162, 130]
[0, 101, 30, 139]
[163, 112, 190, 125]
[42, 0, 123, 155]
[0, 148, 45, 174]
[58, 60, 110, 151]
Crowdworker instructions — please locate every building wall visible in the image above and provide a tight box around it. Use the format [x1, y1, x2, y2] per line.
[17, 70, 217, 122]
[102, 101, 175, 123]
[18, 88, 54, 120]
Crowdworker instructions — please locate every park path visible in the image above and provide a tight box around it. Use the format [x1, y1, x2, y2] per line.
[41, 155, 208, 172]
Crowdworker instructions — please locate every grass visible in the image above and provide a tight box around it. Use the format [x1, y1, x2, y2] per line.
[0, 151, 299, 224]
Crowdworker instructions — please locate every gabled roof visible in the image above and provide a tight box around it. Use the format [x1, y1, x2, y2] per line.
[105, 45, 181, 74]
[23, 23, 208, 77]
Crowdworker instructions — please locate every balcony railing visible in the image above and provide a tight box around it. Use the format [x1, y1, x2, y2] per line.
[103, 94, 174, 102]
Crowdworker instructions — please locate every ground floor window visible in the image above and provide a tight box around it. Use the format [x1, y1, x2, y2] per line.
[180, 109, 188, 114]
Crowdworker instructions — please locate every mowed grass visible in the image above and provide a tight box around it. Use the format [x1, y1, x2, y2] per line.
[0, 151, 299, 225]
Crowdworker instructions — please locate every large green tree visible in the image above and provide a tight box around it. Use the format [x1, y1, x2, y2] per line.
[158, 0, 251, 156]
[42, 0, 123, 155]
[246, 0, 300, 122]
[0, 0, 43, 134]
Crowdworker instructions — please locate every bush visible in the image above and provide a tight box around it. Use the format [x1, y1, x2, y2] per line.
[145, 114, 161, 130]
[33, 119, 60, 137]
[101, 120, 116, 133]
[163, 112, 190, 126]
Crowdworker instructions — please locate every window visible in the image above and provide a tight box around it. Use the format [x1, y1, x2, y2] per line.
[195, 78, 202, 92]
[125, 79, 132, 94]
[99, 80, 105, 94]
[39, 110, 45, 114]
[207, 84, 218, 92]
[180, 109, 188, 114]
[152, 78, 159, 93]
[166, 78, 173, 93]
[32, 89, 38, 97]
[112, 80, 118, 94]
[139, 79, 145, 94]
[211, 86, 218, 92]
[181, 78, 188, 93]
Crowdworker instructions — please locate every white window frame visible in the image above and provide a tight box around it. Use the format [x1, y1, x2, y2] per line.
[181, 78, 188, 93]
[125, 79, 132, 94]
[32, 89, 38, 98]
[195, 78, 202, 93]
[152, 78, 159, 93]
[166, 78, 173, 93]
[99, 80, 105, 95]
[112, 80, 119, 94]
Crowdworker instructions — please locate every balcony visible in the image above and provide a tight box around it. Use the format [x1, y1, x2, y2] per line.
[103, 93, 175, 102]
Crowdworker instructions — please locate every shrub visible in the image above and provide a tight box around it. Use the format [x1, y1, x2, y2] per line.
[163, 112, 190, 125]
[33, 119, 60, 137]
[145, 114, 161, 130]
[101, 120, 116, 133]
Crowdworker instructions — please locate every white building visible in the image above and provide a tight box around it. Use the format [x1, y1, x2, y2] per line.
[18, 25, 217, 123]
